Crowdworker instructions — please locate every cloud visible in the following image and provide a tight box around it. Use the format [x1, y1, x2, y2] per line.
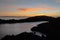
[18, 7, 56, 12]
[5, 0, 17, 1]
[55, 0, 60, 3]
[17, 3, 57, 12]
[5, 6, 19, 8]
[0, 0, 17, 4]
[38, 4, 48, 7]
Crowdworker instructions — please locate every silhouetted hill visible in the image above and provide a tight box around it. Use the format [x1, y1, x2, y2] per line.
[0, 16, 57, 24]
[1, 32, 45, 40]
[25, 16, 55, 21]
[31, 21, 60, 40]
[57, 17, 60, 21]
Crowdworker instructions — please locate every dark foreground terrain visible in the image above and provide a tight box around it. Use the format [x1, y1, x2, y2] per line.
[0, 16, 60, 40]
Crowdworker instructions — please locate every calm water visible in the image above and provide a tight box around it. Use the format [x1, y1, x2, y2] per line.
[0, 16, 28, 20]
[0, 17, 48, 39]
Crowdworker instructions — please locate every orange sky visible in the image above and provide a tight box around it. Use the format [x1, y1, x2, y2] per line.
[0, 11, 60, 17]
[18, 7, 56, 12]
[0, 0, 60, 17]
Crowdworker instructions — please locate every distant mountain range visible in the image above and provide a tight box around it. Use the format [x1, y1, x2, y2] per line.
[0, 16, 60, 24]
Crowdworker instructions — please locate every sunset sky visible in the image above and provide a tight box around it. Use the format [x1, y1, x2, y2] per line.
[0, 0, 60, 17]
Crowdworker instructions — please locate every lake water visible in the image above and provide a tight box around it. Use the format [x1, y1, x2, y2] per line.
[0, 16, 28, 20]
[0, 17, 48, 39]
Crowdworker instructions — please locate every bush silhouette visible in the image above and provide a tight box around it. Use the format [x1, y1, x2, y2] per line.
[1, 35, 15, 40]
[1, 32, 44, 40]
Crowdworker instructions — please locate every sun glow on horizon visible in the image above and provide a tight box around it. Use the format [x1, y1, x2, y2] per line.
[0, 0, 60, 17]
